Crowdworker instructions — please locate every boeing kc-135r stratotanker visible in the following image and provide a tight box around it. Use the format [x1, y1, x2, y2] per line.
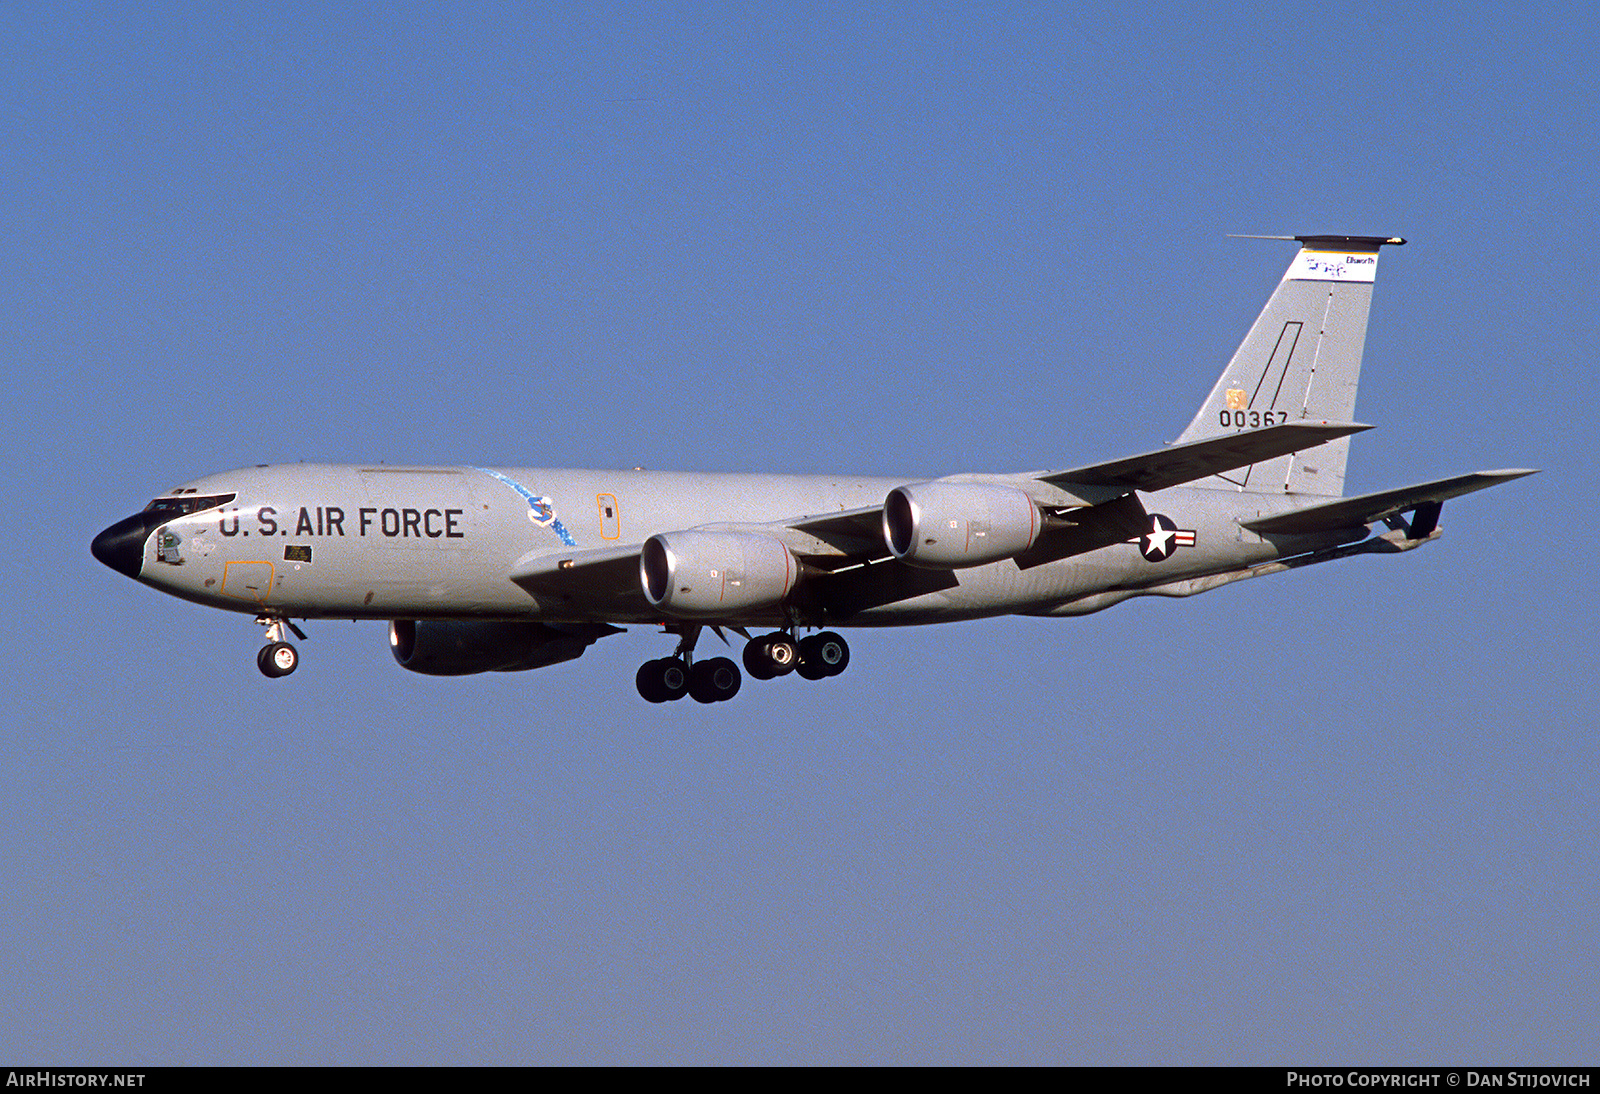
[93, 235, 1534, 704]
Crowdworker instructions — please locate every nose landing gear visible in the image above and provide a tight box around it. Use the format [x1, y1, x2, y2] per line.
[255, 616, 306, 678]
[258, 641, 299, 678]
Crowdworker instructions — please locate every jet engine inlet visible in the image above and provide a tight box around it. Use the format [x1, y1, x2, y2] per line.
[640, 530, 798, 617]
[883, 482, 1042, 568]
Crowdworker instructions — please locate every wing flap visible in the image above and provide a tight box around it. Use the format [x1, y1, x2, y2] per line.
[1041, 420, 1371, 494]
[1241, 469, 1538, 535]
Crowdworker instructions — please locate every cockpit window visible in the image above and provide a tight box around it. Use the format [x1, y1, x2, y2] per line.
[142, 493, 236, 517]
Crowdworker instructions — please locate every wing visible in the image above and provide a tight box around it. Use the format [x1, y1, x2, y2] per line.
[732, 505, 886, 567]
[510, 543, 651, 615]
[1039, 420, 1371, 495]
[506, 506, 892, 618]
[1240, 469, 1538, 535]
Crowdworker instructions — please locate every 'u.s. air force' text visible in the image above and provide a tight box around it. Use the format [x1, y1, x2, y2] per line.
[216, 506, 466, 539]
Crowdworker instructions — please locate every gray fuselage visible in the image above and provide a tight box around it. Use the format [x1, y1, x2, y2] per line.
[116, 463, 1338, 627]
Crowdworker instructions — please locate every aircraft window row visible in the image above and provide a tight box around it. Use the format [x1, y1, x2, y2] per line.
[142, 493, 237, 516]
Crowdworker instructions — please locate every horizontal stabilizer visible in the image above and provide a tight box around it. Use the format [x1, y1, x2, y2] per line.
[1241, 469, 1538, 535]
[1041, 420, 1371, 495]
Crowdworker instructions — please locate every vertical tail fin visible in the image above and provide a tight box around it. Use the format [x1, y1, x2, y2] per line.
[1178, 234, 1405, 497]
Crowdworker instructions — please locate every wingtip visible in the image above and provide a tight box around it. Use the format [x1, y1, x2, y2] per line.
[1227, 234, 1407, 248]
[1284, 419, 1373, 434]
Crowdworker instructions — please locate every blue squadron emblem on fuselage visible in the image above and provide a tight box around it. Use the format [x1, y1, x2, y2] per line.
[475, 467, 578, 547]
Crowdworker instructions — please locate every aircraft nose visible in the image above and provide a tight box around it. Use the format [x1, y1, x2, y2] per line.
[91, 512, 161, 580]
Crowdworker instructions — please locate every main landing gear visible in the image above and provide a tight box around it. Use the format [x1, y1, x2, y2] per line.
[255, 616, 306, 679]
[636, 625, 850, 704]
[636, 624, 741, 704]
[743, 630, 849, 681]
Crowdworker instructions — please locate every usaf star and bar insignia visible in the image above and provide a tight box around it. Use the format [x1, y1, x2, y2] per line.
[1131, 513, 1196, 562]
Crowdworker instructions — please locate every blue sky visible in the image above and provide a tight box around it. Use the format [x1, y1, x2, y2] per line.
[3, 1, 1593, 1064]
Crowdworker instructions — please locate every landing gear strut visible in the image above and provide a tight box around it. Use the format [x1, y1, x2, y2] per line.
[255, 616, 305, 678]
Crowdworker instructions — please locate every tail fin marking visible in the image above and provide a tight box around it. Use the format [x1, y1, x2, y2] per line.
[1177, 235, 1405, 498]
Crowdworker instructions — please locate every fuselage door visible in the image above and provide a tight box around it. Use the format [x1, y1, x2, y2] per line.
[598, 493, 621, 540]
[221, 560, 275, 605]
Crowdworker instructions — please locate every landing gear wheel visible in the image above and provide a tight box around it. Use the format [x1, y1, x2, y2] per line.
[812, 631, 849, 676]
[636, 660, 666, 703]
[689, 657, 742, 704]
[636, 658, 690, 703]
[743, 639, 775, 680]
[658, 659, 689, 701]
[257, 641, 298, 678]
[743, 632, 799, 680]
[763, 633, 800, 675]
[797, 632, 849, 680]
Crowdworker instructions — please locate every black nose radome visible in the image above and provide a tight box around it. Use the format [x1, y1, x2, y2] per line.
[92, 512, 163, 580]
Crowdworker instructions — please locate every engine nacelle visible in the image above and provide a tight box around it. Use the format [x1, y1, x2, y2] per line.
[641, 530, 798, 617]
[389, 619, 607, 675]
[883, 481, 1042, 568]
